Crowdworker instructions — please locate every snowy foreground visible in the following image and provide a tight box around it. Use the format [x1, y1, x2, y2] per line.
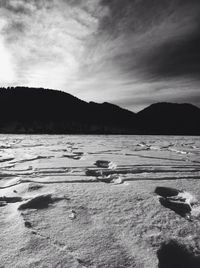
[0, 135, 200, 267]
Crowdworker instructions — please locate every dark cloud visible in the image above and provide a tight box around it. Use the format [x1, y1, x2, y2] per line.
[4, 21, 26, 35]
[99, 0, 179, 35]
[0, 1, 28, 14]
[143, 26, 200, 79]
[95, 0, 200, 81]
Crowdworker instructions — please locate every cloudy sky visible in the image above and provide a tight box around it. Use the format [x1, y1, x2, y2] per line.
[0, 0, 200, 111]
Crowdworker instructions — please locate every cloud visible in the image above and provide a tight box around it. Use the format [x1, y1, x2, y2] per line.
[0, 19, 16, 84]
[0, 0, 104, 87]
[142, 25, 200, 79]
[91, 0, 200, 78]
[76, 0, 200, 110]
[0, 0, 200, 111]
[0, 38, 16, 84]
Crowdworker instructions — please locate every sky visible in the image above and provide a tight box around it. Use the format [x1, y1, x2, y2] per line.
[0, 0, 200, 112]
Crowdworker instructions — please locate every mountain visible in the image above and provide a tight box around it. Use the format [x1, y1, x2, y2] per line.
[0, 87, 199, 134]
[137, 102, 200, 135]
[0, 87, 137, 134]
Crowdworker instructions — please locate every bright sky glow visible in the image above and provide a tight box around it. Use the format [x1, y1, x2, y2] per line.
[0, 0, 200, 111]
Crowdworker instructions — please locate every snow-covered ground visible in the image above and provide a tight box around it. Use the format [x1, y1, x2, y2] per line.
[0, 135, 200, 267]
[0, 135, 199, 185]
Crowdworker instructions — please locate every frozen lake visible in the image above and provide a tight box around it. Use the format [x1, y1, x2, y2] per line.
[0, 135, 199, 189]
[1, 135, 200, 268]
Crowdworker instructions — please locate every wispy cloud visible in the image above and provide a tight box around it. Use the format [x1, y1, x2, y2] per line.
[0, 0, 200, 111]
[0, 0, 103, 86]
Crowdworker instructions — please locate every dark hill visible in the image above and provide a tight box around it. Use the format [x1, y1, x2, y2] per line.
[137, 102, 200, 135]
[89, 101, 136, 127]
[0, 87, 136, 134]
[0, 87, 199, 134]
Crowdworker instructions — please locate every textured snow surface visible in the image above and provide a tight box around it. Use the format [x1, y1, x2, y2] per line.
[0, 135, 200, 267]
[0, 135, 199, 186]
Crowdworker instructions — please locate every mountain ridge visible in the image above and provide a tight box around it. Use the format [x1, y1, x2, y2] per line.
[0, 87, 199, 135]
